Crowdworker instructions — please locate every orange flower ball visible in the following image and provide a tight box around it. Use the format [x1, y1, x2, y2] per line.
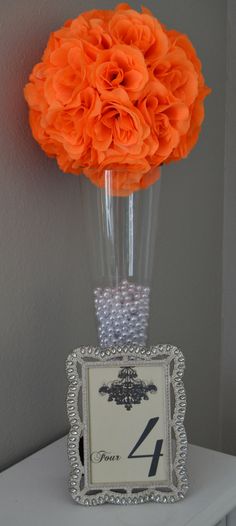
[24, 3, 211, 194]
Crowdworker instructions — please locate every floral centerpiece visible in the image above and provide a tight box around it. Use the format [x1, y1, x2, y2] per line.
[24, 4, 211, 347]
[24, 2, 210, 195]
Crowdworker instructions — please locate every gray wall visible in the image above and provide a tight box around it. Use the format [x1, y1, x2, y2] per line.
[0, 0, 228, 471]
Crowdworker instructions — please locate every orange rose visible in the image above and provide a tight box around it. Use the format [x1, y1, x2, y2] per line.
[151, 48, 199, 106]
[91, 45, 148, 100]
[50, 87, 101, 160]
[138, 81, 189, 166]
[167, 85, 210, 162]
[167, 30, 202, 79]
[69, 12, 113, 62]
[109, 5, 169, 63]
[29, 109, 66, 159]
[88, 88, 151, 165]
[25, 42, 89, 110]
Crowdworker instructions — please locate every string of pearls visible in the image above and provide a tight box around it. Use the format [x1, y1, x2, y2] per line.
[94, 280, 150, 348]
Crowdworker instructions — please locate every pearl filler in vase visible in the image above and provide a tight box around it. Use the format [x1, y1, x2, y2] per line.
[94, 280, 150, 347]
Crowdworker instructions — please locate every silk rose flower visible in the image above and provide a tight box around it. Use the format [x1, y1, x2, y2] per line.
[24, 3, 211, 194]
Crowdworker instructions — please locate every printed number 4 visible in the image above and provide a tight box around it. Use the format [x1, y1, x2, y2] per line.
[128, 417, 163, 477]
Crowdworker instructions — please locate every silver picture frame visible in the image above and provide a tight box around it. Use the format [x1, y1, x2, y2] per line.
[66, 344, 188, 505]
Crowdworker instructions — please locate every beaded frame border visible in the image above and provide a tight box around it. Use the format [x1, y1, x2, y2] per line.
[66, 344, 188, 505]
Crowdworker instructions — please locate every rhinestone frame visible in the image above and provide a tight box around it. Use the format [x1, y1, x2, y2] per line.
[66, 344, 188, 506]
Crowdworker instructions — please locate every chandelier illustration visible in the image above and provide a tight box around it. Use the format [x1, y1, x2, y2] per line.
[99, 367, 157, 411]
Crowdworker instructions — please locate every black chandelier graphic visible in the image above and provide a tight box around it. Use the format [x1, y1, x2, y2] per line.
[99, 367, 157, 411]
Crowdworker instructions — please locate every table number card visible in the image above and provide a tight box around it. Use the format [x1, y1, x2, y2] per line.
[66, 345, 188, 506]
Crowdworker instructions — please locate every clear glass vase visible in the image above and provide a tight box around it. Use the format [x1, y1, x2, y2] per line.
[81, 168, 161, 347]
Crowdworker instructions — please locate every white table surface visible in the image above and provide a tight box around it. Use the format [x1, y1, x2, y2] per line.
[0, 437, 236, 526]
